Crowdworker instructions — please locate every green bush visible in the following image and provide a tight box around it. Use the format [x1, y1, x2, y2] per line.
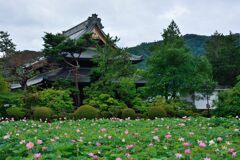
[214, 82, 240, 117]
[117, 78, 138, 106]
[132, 97, 147, 113]
[6, 107, 26, 119]
[74, 105, 99, 119]
[0, 92, 23, 117]
[108, 107, 122, 118]
[148, 96, 195, 117]
[148, 107, 167, 119]
[84, 94, 126, 117]
[39, 89, 73, 113]
[121, 108, 136, 119]
[136, 113, 146, 119]
[0, 76, 9, 93]
[99, 111, 112, 118]
[33, 107, 53, 120]
[23, 92, 40, 109]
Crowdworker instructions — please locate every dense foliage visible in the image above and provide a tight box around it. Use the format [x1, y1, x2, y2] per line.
[127, 34, 209, 68]
[84, 36, 136, 103]
[205, 32, 240, 86]
[214, 79, 240, 117]
[84, 93, 126, 118]
[0, 75, 9, 93]
[145, 21, 215, 100]
[38, 89, 73, 113]
[73, 105, 99, 119]
[43, 32, 96, 106]
[0, 31, 16, 56]
[0, 117, 239, 159]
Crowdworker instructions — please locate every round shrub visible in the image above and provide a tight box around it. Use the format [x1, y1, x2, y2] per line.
[108, 107, 122, 118]
[121, 108, 136, 119]
[6, 107, 26, 119]
[148, 107, 167, 119]
[33, 107, 53, 120]
[100, 111, 112, 118]
[74, 105, 98, 119]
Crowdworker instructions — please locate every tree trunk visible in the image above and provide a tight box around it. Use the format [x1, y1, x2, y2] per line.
[74, 65, 81, 107]
[164, 84, 168, 100]
[191, 91, 196, 107]
[20, 77, 28, 91]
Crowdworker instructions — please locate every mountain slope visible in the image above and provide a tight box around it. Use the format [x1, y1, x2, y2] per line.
[127, 34, 210, 68]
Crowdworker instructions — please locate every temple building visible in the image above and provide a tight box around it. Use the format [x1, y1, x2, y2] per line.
[11, 14, 144, 89]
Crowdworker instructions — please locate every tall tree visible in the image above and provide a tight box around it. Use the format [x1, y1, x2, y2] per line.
[205, 31, 240, 86]
[43, 33, 96, 106]
[146, 21, 215, 102]
[0, 31, 16, 57]
[84, 35, 136, 105]
[146, 21, 195, 99]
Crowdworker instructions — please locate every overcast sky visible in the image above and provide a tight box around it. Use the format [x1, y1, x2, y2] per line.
[0, 0, 239, 51]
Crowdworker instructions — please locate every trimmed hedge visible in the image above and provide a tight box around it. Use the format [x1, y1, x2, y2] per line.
[121, 108, 136, 119]
[148, 107, 167, 119]
[6, 107, 26, 119]
[74, 105, 99, 119]
[33, 107, 53, 120]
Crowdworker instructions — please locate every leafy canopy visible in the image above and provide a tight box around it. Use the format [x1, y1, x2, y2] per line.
[84, 35, 137, 106]
[146, 20, 215, 100]
[0, 31, 16, 56]
[205, 31, 240, 86]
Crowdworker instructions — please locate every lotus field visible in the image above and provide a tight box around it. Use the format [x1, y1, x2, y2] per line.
[0, 117, 240, 160]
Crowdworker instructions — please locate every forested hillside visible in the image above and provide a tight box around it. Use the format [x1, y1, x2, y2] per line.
[127, 34, 209, 68]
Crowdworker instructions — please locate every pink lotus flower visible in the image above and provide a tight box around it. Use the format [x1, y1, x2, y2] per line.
[37, 139, 43, 144]
[34, 153, 41, 159]
[199, 142, 206, 147]
[184, 149, 191, 154]
[124, 129, 129, 135]
[125, 153, 131, 158]
[203, 157, 211, 160]
[20, 140, 26, 144]
[108, 135, 112, 139]
[116, 158, 122, 160]
[26, 142, 34, 150]
[175, 153, 183, 159]
[153, 136, 160, 142]
[183, 142, 190, 146]
[101, 128, 106, 132]
[165, 134, 172, 139]
[217, 137, 223, 142]
[148, 143, 154, 147]
[126, 144, 134, 150]
[178, 137, 185, 142]
[42, 146, 47, 152]
[228, 148, 235, 153]
[96, 142, 101, 146]
[88, 152, 94, 157]
[92, 155, 98, 160]
[232, 152, 237, 157]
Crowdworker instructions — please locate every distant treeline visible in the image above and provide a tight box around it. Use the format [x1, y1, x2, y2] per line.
[127, 33, 240, 68]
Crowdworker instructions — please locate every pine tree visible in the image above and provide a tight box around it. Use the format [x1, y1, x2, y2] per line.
[0, 31, 16, 57]
[146, 21, 215, 100]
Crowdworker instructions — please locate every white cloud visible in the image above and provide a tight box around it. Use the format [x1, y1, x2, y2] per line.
[0, 0, 239, 50]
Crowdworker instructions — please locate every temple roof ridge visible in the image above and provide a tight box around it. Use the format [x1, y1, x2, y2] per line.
[62, 13, 103, 38]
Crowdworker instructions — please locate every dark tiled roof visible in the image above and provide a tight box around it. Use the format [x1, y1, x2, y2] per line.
[62, 13, 103, 39]
[62, 49, 143, 62]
